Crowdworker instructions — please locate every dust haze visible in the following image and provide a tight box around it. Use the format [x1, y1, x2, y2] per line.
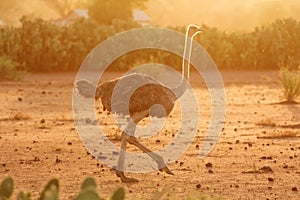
[146, 0, 300, 30]
[1, 0, 300, 30]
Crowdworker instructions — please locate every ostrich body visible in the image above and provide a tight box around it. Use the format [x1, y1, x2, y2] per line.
[76, 25, 202, 182]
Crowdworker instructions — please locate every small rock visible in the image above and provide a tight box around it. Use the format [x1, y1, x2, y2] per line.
[18, 97, 22, 102]
[55, 156, 61, 163]
[67, 142, 72, 145]
[196, 184, 201, 189]
[33, 157, 40, 162]
[268, 177, 274, 182]
[155, 139, 161, 143]
[40, 119, 46, 123]
[205, 162, 213, 168]
[85, 118, 92, 124]
[260, 156, 273, 160]
[259, 166, 273, 172]
[292, 187, 298, 192]
[98, 155, 107, 160]
[208, 169, 213, 173]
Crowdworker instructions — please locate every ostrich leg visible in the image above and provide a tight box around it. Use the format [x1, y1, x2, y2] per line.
[116, 111, 174, 183]
[127, 136, 174, 175]
[116, 123, 139, 183]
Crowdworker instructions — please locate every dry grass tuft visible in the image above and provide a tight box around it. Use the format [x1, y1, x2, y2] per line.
[0, 112, 31, 121]
[12, 112, 31, 120]
[55, 115, 73, 122]
[258, 130, 298, 139]
[280, 67, 300, 103]
[256, 118, 276, 127]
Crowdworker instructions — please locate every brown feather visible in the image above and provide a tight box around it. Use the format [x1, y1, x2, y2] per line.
[75, 80, 96, 99]
[94, 73, 177, 117]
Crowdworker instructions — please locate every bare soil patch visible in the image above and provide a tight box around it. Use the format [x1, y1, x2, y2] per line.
[0, 71, 299, 199]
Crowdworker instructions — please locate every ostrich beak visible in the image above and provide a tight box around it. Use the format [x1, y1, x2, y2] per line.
[193, 29, 204, 37]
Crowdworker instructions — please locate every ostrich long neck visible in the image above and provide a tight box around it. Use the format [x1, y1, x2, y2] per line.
[172, 29, 194, 98]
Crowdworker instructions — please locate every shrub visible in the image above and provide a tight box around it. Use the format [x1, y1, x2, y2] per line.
[1, 17, 300, 72]
[0, 177, 124, 200]
[280, 66, 300, 103]
[0, 56, 25, 81]
[0, 177, 13, 200]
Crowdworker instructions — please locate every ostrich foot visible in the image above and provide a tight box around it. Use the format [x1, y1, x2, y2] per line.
[116, 170, 139, 183]
[157, 157, 174, 175]
[159, 166, 174, 175]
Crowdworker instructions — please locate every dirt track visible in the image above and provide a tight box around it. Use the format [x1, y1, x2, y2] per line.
[0, 71, 299, 199]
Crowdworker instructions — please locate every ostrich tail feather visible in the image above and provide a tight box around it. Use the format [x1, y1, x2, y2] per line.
[75, 79, 96, 98]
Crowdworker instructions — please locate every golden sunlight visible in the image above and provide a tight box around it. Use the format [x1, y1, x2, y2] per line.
[146, 0, 300, 30]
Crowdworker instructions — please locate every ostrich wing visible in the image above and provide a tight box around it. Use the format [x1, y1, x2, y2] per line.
[99, 73, 175, 117]
[107, 73, 160, 115]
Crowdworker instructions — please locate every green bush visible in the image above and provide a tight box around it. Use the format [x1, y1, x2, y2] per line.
[0, 16, 140, 72]
[0, 17, 300, 72]
[0, 177, 14, 200]
[0, 176, 223, 200]
[0, 177, 125, 200]
[280, 66, 300, 103]
[0, 56, 25, 80]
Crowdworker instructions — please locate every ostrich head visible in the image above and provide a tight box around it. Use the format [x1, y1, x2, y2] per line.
[187, 24, 204, 38]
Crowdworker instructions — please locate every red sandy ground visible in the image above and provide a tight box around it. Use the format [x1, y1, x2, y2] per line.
[0, 71, 299, 199]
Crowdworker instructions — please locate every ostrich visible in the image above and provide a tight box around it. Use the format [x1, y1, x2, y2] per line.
[76, 25, 203, 182]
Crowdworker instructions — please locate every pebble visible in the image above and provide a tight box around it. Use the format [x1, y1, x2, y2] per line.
[268, 177, 274, 182]
[205, 162, 213, 168]
[292, 187, 298, 192]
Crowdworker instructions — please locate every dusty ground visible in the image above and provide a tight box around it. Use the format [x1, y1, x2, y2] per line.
[0, 71, 299, 199]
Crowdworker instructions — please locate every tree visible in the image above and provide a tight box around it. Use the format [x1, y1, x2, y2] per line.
[42, 0, 87, 17]
[88, 0, 148, 25]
